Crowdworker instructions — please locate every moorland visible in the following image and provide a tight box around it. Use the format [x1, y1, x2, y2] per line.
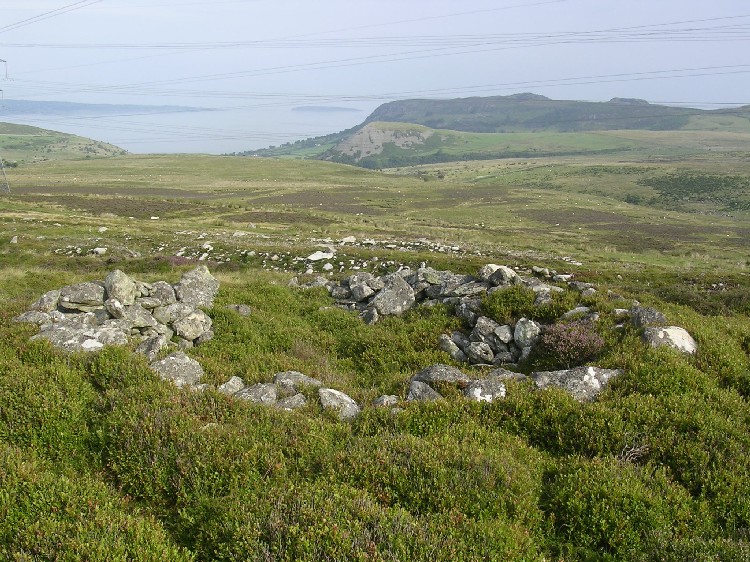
[1, 95, 750, 561]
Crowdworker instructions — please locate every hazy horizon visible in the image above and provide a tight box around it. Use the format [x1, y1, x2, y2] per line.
[1, 0, 749, 153]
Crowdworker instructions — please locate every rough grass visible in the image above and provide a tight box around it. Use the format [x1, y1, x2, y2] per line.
[1, 147, 750, 559]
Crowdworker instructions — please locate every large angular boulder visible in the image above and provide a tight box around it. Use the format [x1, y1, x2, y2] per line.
[30, 289, 61, 313]
[150, 352, 204, 388]
[532, 366, 622, 402]
[369, 274, 415, 316]
[174, 265, 219, 308]
[643, 326, 697, 354]
[104, 269, 137, 306]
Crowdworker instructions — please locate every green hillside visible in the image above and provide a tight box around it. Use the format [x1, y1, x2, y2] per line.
[239, 94, 750, 167]
[0, 122, 127, 165]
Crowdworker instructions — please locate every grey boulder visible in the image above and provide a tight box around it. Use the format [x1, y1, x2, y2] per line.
[150, 352, 204, 388]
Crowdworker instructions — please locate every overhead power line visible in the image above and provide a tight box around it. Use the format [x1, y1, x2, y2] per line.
[0, 0, 103, 35]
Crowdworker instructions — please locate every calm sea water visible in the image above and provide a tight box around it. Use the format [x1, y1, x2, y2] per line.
[0, 104, 372, 155]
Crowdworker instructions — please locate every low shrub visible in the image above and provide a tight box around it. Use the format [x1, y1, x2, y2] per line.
[531, 321, 605, 370]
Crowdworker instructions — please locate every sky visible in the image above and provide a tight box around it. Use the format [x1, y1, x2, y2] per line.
[0, 0, 749, 153]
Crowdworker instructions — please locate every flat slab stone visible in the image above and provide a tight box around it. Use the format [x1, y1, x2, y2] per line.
[532, 366, 622, 402]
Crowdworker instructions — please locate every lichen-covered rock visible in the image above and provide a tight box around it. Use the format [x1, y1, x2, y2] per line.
[276, 393, 307, 410]
[466, 341, 494, 364]
[488, 266, 522, 286]
[438, 334, 467, 362]
[273, 371, 323, 390]
[643, 326, 697, 354]
[532, 366, 622, 402]
[514, 318, 541, 348]
[413, 364, 471, 385]
[58, 282, 106, 312]
[373, 395, 399, 407]
[218, 376, 246, 396]
[172, 310, 213, 341]
[150, 352, 204, 388]
[464, 379, 506, 402]
[369, 274, 415, 316]
[149, 281, 177, 306]
[319, 388, 360, 421]
[30, 289, 61, 313]
[13, 310, 51, 326]
[135, 334, 170, 362]
[235, 383, 278, 404]
[174, 265, 219, 308]
[226, 303, 252, 316]
[104, 269, 137, 306]
[631, 306, 667, 328]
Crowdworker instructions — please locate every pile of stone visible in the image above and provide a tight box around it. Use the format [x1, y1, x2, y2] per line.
[402, 363, 623, 404]
[216, 370, 361, 421]
[295, 263, 587, 325]
[14, 266, 219, 358]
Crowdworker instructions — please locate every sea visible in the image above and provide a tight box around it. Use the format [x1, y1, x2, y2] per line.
[0, 101, 374, 155]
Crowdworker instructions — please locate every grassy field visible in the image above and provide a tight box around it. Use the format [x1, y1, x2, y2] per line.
[1, 144, 750, 560]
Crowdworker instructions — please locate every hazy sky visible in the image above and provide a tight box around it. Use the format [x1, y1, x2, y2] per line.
[1, 0, 749, 153]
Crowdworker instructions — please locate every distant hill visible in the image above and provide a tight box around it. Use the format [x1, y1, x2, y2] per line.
[237, 94, 750, 166]
[0, 122, 126, 164]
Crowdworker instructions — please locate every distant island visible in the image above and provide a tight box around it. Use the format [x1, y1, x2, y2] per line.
[291, 106, 361, 113]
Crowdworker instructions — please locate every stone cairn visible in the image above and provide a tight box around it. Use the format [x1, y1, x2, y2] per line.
[15, 263, 697, 421]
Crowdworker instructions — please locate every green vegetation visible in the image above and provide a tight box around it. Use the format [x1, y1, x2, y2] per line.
[0, 122, 126, 164]
[1, 122, 750, 559]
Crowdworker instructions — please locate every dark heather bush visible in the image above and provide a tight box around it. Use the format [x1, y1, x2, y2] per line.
[535, 321, 605, 370]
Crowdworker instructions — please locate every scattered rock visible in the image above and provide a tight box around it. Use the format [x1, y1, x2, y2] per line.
[319, 388, 361, 421]
[407, 380, 443, 402]
[642, 326, 697, 354]
[413, 364, 471, 385]
[226, 304, 252, 316]
[150, 352, 204, 389]
[276, 393, 307, 410]
[236, 383, 278, 404]
[373, 395, 399, 407]
[631, 306, 667, 328]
